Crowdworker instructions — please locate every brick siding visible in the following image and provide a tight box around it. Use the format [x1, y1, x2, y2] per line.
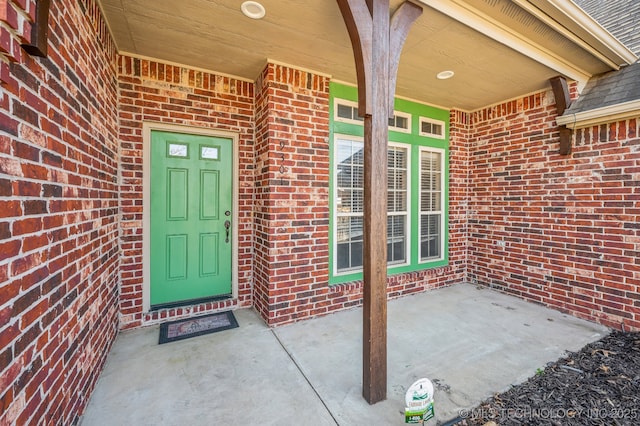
[467, 90, 640, 331]
[253, 63, 332, 324]
[1, 0, 119, 424]
[2, 2, 639, 424]
[117, 55, 255, 328]
[253, 63, 468, 325]
[449, 109, 472, 284]
[0, 0, 36, 64]
[116, 58, 468, 328]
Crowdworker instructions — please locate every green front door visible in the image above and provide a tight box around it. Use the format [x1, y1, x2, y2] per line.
[150, 130, 233, 307]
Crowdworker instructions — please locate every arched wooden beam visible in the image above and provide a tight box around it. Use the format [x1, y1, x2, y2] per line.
[389, 2, 423, 113]
[337, 0, 422, 117]
[336, 0, 373, 115]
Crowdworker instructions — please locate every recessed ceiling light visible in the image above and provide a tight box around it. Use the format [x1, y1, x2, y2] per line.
[241, 1, 266, 19]
[436, 70, 455, 80]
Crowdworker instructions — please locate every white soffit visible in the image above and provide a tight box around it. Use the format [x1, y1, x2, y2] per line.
[418, 0, 632, 90]
[97, 0, 628, 110]
[418, 0, 591, 88]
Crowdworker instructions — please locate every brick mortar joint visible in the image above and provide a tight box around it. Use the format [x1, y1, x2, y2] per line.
[2, 0, 35, 24]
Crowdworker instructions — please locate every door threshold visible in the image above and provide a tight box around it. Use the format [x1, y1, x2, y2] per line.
[150, 294, 233, 311]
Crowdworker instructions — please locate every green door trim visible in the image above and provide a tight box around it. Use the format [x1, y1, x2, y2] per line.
[141, 122, 239, 312]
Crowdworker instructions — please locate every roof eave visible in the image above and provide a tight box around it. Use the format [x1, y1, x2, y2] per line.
[419, 0, 593, 90]
[529, 0, 638, 68]
[556, 100, 640, 130]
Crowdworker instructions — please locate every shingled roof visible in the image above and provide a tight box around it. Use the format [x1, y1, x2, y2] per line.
[561, 0, 640, 122]
[564, 61, 640, 115]
[573, 0, 640, 56]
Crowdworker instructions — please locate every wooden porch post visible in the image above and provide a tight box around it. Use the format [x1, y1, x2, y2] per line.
[336, 0, 422, 404]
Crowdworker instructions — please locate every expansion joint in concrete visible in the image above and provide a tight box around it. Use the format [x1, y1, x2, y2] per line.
[271, 329, 340, 425]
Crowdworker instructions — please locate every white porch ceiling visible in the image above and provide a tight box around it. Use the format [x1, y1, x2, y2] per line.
[99, 0, 626, 111]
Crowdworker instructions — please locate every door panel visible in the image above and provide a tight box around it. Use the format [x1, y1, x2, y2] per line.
[167, 168, 188, 220]
[200, 233, 219, 276]
[200, 170, 219, 220]
[166, 234, 188, 280]
[150, 131, 233, 306]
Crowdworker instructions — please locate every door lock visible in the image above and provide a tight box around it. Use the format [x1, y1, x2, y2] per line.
[224, 220, 231, 243]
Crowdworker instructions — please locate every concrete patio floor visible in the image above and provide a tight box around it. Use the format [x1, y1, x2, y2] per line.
[81, 284, 609, 425]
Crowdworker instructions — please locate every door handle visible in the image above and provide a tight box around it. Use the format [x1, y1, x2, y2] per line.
[224, 220, 231, 243]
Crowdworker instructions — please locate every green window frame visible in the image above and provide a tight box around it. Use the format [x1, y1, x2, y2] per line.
[329, 82, 449, 285]
[419, 147, 445, 262]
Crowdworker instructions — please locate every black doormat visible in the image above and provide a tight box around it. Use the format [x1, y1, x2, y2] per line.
[159, 311, 238, 344]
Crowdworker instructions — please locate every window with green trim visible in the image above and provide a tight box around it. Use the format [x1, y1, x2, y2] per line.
[329, 82, 450, 284]
[335, 136, 364, 272]
[419, 148, 444, 261]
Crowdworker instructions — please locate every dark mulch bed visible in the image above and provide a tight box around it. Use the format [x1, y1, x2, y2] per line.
[454, 331, 640, 426]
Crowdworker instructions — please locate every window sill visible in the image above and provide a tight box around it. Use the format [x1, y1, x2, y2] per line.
[329, 258, 448, 286]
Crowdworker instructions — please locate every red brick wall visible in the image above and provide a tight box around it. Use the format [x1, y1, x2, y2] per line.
[1, 0, 119, 424]
[328, 110, 470, 308]
[468, 90, 640, 331]
[0, 0, 36, 64]
[449, 109, 471, 281]
[1, 2, 637, 424]
[117, 55, 255, 328]
[252, 63, 332, 324]
[253, 63, 468, 326]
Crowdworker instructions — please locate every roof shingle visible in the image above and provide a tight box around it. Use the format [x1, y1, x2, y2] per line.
[562, 0, 640, 115]
[565, 61, 640, 114]
[573, 0, 640, 56]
